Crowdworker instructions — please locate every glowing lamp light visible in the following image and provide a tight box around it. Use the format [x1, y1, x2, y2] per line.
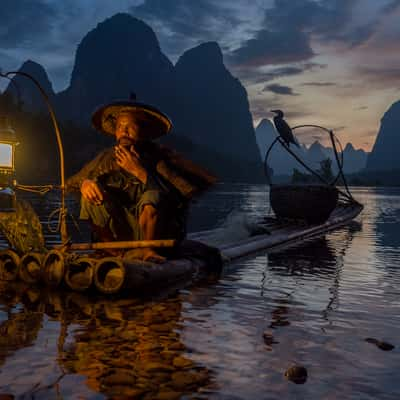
[0, 116, 18, 185]
[0, 116, 18, 211]
[0, 143, 14, 169]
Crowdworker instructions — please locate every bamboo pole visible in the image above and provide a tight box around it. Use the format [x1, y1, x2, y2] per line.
[0, 249, 20, 281]
[1, 70, 69, 243]
[55, 239, 177, 251]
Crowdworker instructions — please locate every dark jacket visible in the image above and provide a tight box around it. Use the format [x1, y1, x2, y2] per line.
[66, 142, 217, 199]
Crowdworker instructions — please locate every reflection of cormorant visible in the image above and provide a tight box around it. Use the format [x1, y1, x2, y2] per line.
[270, 109, 299, 147]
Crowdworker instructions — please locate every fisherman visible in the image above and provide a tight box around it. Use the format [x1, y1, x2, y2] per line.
[66, 100, 216, 262]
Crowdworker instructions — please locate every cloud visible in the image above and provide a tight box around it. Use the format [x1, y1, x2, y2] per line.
[130, 0, 243, 57]
[301, 81, 336, 87]
[257, 0, 400, 56]
[231, 62, 326, 88]
[258, 67, 306, 82]
[263, 83, 299, 96]
[356, 66, 400, 87]
[226, 0, 387, 67]
[229, 28, 314, 67]
[0, 1, 144, 90]
[0, 0, 56, 48]
[380, 0, 400, 14]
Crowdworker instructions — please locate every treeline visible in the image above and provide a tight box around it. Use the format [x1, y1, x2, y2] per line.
[289, 157, 400, 187]
[346, 169, 400, 187]
[0, 92, 266, 186]
[0, 91, 112, 184]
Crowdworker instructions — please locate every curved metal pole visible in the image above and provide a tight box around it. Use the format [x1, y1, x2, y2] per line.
[0, 71, 68, 242]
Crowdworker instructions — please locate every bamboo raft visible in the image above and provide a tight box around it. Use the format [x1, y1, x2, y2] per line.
[0, 201, 362, 295]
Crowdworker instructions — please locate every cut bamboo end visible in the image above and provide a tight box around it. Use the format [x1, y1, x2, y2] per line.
[0, 249, 20, 281]
[19, 252, 43, 283]
[64, 257, 95, 292]
[94, 257, 126, 294]
[42, 250, 65, 287]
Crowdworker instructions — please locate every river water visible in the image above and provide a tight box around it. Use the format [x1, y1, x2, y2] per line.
[0, 185, 399, 399]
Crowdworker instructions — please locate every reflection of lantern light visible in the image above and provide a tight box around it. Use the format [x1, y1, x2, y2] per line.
[0, 116, 18, 211]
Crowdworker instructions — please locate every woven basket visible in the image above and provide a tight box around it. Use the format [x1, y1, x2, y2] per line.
[270, 184, 338, 224]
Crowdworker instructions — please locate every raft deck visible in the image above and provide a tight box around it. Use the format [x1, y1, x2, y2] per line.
[191, 201, 363, 260]
[0, 201, 363, 295]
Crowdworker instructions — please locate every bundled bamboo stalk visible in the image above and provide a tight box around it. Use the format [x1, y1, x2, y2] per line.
[121, 258, 200, 293]
[64, 256, 95, 292]
[94, 257, 125, 294]
[94, 258, 209, 295]
[42, 250, 65, 287]
[19, 252, 44, 283]
[93, 240, 222, 294]
[0, 249, 20, 281]
[55, 239, 176, 251]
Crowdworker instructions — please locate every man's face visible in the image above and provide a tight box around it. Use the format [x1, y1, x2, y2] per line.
[115, 112, 140, 143]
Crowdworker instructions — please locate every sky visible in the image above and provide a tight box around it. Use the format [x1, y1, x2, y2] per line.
[1, 0, 400, 151]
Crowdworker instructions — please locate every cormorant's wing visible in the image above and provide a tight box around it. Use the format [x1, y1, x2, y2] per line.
[0, 199, 46, 253]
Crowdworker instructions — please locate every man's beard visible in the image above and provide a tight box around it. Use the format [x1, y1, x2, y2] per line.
[117, 136, 136, 147]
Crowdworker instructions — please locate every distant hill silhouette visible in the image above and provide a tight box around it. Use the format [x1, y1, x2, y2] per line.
[4, 13, 263, 182]
[367, 100, 400, 171]
[342, 143, 367, 173]
[255, 118, 367, 176]
[169, 42, 262, 177]
[5, 60, 55, 113]
[56, 13, 175, 123]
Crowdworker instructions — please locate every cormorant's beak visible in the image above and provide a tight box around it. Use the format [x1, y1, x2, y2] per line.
[270, 110, 278, 114]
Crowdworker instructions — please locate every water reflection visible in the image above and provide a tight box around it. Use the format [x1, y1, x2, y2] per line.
[0, 287, 214, 399]
[2, 186, 400, 399]
[267, 223, 361, 323]
[0, 283, 43, 370]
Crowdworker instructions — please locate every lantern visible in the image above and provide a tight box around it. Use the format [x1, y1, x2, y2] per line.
[0, 116, 18, 186]
[0, 116, 18, 211]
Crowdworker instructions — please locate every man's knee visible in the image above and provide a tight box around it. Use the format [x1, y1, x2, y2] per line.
[80, 197, 110, 228]
[139, 204, 158, 224]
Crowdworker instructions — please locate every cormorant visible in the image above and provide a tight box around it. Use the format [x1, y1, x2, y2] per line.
[271, 109, 299, 147]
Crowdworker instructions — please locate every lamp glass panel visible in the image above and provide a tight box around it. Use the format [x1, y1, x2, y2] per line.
[0, 143, 13, 168]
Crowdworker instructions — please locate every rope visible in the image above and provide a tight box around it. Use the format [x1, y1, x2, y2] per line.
[263, 136, 280, 185]
[264, 124, 356, 203]
[47, 207, 63, 233]
[16, 184, 54, 195]
[328, 129, 354, 201]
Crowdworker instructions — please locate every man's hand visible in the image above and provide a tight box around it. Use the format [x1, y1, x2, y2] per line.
[115, 145, 148, 184]
[81, 179, 104, 205]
